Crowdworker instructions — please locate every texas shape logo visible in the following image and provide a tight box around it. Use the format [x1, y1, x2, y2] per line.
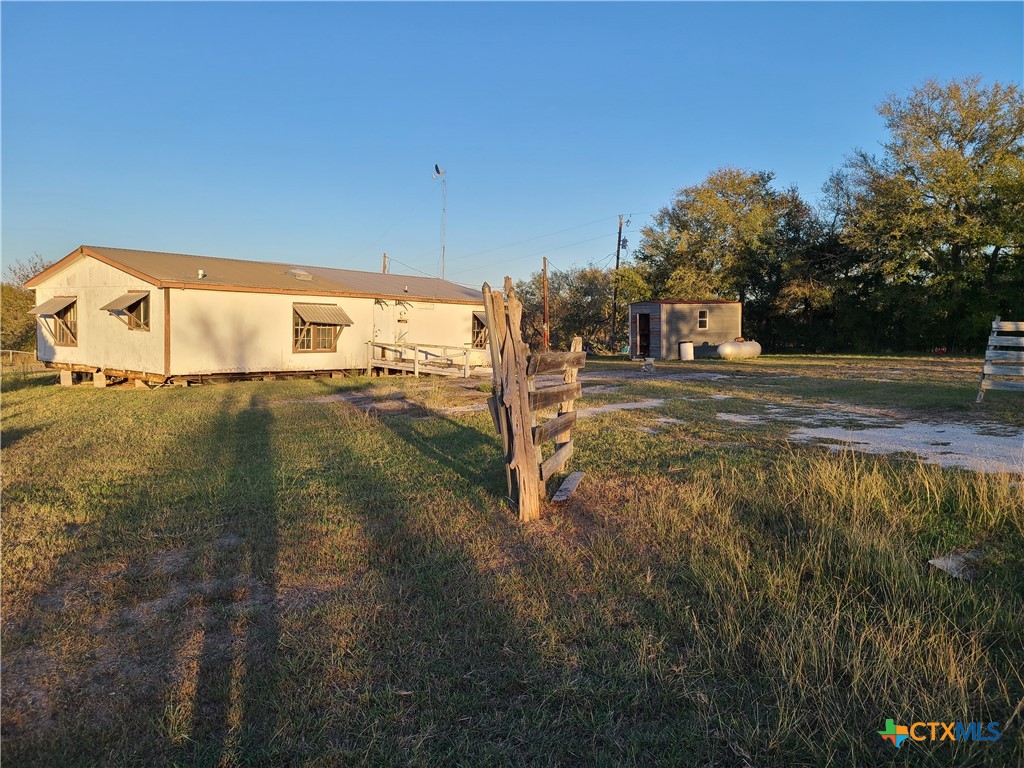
[879, 719, 910, 748]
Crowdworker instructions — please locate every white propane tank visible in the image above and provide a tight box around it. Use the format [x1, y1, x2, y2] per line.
[717, 340, 761, 360]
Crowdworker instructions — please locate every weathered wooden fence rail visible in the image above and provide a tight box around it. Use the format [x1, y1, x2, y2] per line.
[0, 349, 46, 373]
[482, 278, 586, 522]
[365, 341, 484, 379]
[977, 317, 1024, 402]
[0, 349, 36, 364]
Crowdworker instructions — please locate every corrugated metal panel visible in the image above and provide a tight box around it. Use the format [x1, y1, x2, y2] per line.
[645, 300, 742, 305]
[293, 303, 354, 326]
[81, 246, 483, 303]
[29, 296, 77, 315]
[472, 311, 487, 323]
[99, 291, 149, 312]
[630, 302, 660, 312]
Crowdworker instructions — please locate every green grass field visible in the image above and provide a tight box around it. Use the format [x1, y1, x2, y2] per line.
[2, 355, 1022, 766]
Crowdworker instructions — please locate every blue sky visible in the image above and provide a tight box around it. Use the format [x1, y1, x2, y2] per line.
[3, 2, 1022, 288]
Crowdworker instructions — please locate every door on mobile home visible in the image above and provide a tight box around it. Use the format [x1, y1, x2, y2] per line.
[373, 299, 397, 359]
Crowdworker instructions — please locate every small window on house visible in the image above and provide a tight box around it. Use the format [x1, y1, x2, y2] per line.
[28, 296, 79, 346]
[127, 296, 149, 330]
[698, 309, 709, 330]
[292, 303, 353, 353]
[100, 292, 150, 331]
[55, 301, 78, 346]
[472, 312, 488, 349]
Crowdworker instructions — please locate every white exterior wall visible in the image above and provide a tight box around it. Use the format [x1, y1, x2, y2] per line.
[31, 255, 487, 376]
[169, 289, 487, 375]
[380, 299, 488, 361]
[33, 256, 165, 373]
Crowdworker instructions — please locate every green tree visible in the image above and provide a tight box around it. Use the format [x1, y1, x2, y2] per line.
[2, 253, 52, 352]
[638, 168, 830, 346]
[609, 262, 652, 348]
[841, 76, 1024, 349]
[1, 283, 37, 351]
[637, 168, 786, 304]
[516, 266, 609, 350]
[766, 194, 839, 350]
[515, 263, 650, 351]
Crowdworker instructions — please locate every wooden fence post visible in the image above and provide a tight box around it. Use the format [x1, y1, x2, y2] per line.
[483, 284, 515, 502]
[502, 277, 542, 520]
[480, 279, 586, 522]
[556, 336, 583, 456]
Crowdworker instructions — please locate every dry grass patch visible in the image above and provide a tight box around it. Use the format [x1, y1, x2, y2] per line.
[2, 364, 1022, 766]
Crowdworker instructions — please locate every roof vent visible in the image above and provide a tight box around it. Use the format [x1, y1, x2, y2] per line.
[197, 269, 207, 279]
[287, 268, 313, 281]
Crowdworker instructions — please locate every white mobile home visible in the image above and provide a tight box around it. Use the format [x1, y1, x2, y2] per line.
[629, 300, 742, 360]
[26, 246, 489, 384]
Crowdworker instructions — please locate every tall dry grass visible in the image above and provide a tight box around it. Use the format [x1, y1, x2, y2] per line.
[579, 449, 1023, 763]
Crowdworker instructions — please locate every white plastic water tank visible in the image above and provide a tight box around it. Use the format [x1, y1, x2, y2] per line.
[679, 341, 694, 361]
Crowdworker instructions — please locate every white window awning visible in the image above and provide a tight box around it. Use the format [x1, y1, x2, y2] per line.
[294, 303, 353, 326]
[100, 292, 149, 312]
[29, 296, 77, 315]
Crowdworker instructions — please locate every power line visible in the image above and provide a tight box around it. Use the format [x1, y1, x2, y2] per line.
[375, 256, 488, 290]
[446, 232, 615, 276]
[545, 257, 567, 274]
[384, 256, 438, 278]
[367, 209, 656, 280]
[443, 215, 620, 264]
[519, 232, 614, 260]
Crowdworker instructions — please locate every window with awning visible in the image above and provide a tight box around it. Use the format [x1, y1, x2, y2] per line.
[292, 303, 353, 352]
[29, 296, 78, 346]
[100, 291, 150, 330]
[29, 296, 77, 316]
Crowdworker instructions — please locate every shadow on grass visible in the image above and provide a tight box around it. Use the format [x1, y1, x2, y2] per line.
[302, 388, 701, 765]
[186, 394, 280, 766]
[306, 409, 539, 762]
[0, 424, 45, 450]
[4, 375, 709, 764]
[0, 370, 56, 392]
[1, 390, 282, 767]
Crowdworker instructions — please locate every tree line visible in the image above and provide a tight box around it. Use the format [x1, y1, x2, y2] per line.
[518, 77, 1023, 354]
[2, 254, 51, 351]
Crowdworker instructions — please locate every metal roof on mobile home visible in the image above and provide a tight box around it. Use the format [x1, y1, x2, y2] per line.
[26, 246, 484, 305]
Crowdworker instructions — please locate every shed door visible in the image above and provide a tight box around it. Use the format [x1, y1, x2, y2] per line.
[636, 313, 651, 357]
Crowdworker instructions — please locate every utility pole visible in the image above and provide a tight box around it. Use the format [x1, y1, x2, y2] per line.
[440, 173, 447, 280]
[382, 252, 388, 274]
[433, 164, 447, 280]
[542, 256, 550, 351]
[609, 214, 624, 348]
